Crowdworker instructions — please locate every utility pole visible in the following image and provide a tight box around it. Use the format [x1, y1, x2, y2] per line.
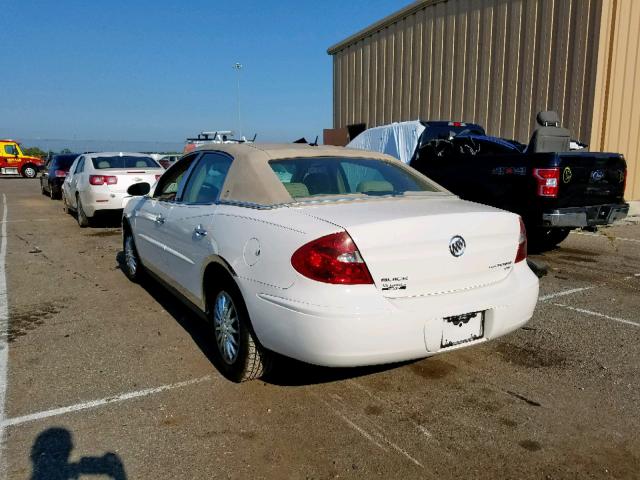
[233, 63, 243, 139]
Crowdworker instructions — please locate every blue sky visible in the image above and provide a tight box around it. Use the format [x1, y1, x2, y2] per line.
[1, 0, 410, 150]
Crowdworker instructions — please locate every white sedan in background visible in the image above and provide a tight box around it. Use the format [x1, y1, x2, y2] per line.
[121, 144, 539, 382]
[63, 152, 163, 227]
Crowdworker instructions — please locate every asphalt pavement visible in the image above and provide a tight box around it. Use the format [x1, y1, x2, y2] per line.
[1, 179, 639, 479]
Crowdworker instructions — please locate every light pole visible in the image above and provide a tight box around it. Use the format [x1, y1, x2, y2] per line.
[233, 62, 243, 139]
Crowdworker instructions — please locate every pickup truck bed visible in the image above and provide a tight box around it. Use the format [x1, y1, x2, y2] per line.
[410, 131, 628, 249]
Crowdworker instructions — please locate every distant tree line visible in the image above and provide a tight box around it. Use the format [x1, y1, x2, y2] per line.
[21, 146, 72, 158]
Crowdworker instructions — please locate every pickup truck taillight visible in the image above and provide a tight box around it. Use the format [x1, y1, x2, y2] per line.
[533, 168, 560, 197]
[515, 217, 527, 263]
[54, 170, 67, 178]
[89, 175, 117, 186]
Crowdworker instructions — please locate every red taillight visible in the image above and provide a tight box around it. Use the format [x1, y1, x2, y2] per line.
[155, 174, 162, 181]
[291, 231, 373, 285]
[54, 169, 67, 177]
[515, 217, 527, 263]
[533, 168, 560, 197]
[89, 175, 117, 186]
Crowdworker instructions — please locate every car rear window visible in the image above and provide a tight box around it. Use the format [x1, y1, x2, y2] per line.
[269, 157, 441, 199]
[53, 155, 78, 170]
[91, 156, 160, 169]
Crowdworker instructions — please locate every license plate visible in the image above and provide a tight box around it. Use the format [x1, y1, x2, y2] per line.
[441, 311, 484, 348]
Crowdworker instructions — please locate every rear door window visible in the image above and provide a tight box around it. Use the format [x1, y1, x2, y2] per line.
[75, 157, 85, 174]
[179, 152, 233, 204]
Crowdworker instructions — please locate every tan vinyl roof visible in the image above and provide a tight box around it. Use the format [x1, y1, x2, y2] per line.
[192, 143, 400, 206]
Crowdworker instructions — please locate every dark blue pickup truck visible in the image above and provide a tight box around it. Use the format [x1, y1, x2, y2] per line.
[405, 119, 629, 250]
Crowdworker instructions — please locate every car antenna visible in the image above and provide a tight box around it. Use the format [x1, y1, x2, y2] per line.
[309, 136, 319, 146]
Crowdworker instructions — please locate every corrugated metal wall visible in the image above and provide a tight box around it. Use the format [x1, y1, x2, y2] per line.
[590, 0, 640, 201]
[331, 0, 602, 145]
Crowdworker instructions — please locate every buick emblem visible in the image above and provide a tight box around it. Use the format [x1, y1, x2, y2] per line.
[591, 169, 605, 182]
[449, 235, 466, 257]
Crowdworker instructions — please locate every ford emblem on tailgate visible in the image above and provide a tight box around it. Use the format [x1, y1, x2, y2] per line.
[449, 235, 466, 257]
[591, 169, 605, 182]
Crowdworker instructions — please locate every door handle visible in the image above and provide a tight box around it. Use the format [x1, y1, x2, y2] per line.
[194, 225, 207, 237]
[154, 214, 165, 224]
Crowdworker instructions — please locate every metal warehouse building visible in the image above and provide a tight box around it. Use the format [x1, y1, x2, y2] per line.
[327, 0, 640, 203]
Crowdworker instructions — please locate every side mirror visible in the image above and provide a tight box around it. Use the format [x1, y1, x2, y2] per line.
[127, 182, 151, 196]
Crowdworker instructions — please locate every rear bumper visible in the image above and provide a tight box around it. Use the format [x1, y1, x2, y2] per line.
[542, 203, 629, 228]
[245, 262, 539, 367]
[49, 178, 65, 193]
[81, 191, 130, 217]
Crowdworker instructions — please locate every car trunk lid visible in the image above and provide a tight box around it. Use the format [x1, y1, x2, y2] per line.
[99, 169, 161, 193]
[294, 196, 520, 298]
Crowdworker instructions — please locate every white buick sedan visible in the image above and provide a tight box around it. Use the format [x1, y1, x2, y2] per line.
[63, 152, 163, 227]
[122, 144, 539, 382]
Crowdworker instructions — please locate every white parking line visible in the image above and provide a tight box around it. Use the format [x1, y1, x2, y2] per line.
[348, 380, 434, 439]
[313, 393, 424, 469]
[0, 376, 211, 428]
[0, 218, 55, 224]
[0, 194, 8, 479]
[553, 303, 640, 328]
[539, 286, 594, 302]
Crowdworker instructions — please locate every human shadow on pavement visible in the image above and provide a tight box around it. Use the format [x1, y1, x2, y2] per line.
[115, 250, 407, 386]
[30, 427, 127, 480]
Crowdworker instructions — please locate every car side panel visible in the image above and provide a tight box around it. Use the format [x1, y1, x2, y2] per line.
[202, 205, 339, 296]
[62, 158, 80, 208]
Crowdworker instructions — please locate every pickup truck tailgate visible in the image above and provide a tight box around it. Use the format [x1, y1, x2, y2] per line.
[557, 152, 627, 207]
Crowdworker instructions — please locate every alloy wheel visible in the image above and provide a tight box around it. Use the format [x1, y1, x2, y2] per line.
[214, 291, 240, 365]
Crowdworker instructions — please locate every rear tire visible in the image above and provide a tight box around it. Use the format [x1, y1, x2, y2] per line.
[529, 227, 571, 251]
[209, 279, 271, 382]
[50, 187, 60, 200]
[62, 193, 72, 215]
[76, 195, 90, 228]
